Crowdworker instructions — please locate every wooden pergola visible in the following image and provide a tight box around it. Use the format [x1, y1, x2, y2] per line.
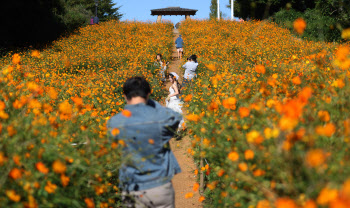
[151, 7, 198, 23]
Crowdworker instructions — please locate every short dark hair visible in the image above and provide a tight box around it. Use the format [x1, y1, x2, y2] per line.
[123, 77, 151, 100]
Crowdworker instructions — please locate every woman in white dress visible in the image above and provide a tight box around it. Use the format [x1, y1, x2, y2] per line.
[166, 72, 184, 130]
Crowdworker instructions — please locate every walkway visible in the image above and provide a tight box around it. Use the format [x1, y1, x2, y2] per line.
[167, 29, 202, 208]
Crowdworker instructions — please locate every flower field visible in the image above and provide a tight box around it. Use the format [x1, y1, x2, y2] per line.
[0, 21, 173, 207]
[180, 20, 350, 207]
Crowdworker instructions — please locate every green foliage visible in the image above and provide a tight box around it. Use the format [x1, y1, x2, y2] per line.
[209, 0, 222, 20]
[273, 9, 341, 42]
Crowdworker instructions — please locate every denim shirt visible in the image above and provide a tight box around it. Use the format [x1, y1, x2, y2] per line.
[107, 99, 182, 192]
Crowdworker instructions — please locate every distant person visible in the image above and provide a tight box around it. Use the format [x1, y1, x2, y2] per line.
[175, 22, 181, 29]
[175, 35, 184, 59]
[166, 72, 184, 130]
[182, 55, 198, 87]
[154, 54, 168, 82]
[93, 16, 99, 24]
[107, 77, 182, 208]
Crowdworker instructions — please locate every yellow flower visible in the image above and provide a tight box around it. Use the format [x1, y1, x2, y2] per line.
[341, 28, 350, 39]
[246, 130, 260, 143]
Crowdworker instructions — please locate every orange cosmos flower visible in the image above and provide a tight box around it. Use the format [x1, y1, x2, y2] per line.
[71, 96, 83, 106]
[193, 183, 200, 192]
[52, 160, 67, 174]
[303, 200, 317, 208]
[58, 100, 73, 115]
[0, 100, 5, 110]
[185, 192, 194, 198]
[47, 87, 58, 99]
[292, 76, 301, 85]
[148, 139, 154, 144]
[12, 53, 21, 65]
[208, 100, 219, 111]
[228, 151, 239, 161]
[253, 169, 265, 177]
[217, 169, 225, 177]
[60, 174, 70, 187]
[184, 94, 193, 102]
[85, 198, 95, 208]
[298, 87, 312, 103]
[257, 199, 271, 208]
[9, 168, 22, 179]
[6, 190, 21, 202]
[275, 197, 297, 208]
[238, 107, 250, 118]
[317, 187, 338, 205]
[279, 116, 298, 131]
[31, 50, 40, 57]
[186, 114, 201, 122]
[36, 162, 49, 174]
[199, 196, 205, 202]
[238, 162, 248, 172]
[315, 123, 336, 137]
[255, 65, 266, 74]
[122, 109, 132, 117]
[293, 18, 307, 34]
[306, 149, 326, 168]
[244, 149, 254, 160]
[222, 97, 237, 110]
[44, 181, 57, 194]
[318, 110, 330, 122]
[111, 128, 120, 136]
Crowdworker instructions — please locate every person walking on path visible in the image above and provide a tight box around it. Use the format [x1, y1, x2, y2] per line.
[107, 77, 182, 208]
[182, 55, 198, 88]
[175, 35, 184, 59]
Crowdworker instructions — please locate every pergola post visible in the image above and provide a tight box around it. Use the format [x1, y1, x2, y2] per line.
[156, 15, 162, 23]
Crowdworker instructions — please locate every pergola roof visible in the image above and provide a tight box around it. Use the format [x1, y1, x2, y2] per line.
[151, 7, 198, 16]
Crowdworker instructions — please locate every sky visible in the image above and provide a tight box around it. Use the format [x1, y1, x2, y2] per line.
[114, 0, 233, 24]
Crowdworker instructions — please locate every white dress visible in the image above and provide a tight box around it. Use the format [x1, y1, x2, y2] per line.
[166, 86, 184, 129]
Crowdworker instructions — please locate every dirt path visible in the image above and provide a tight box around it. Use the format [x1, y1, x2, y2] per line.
[167, 29, 202, 208]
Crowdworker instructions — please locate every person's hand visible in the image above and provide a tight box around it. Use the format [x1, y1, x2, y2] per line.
[166, 96, 170, 101]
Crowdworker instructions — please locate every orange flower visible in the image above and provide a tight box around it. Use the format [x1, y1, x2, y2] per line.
[292, 76, 301, 85]
[12, 53, 21, 65]
[315, 123, 336, 137]
[9, 168, 22, 179]
[111, 128, 120, 136]
[238, 107, 250, 118]
[148, 139, 154, 144]
[47, 87, 58, 99]
[318, 110, 330, 122]
[341, 28, 350, 39]
[60, 174, 70, 187]
[85, 198, 95, 208]
[7, 125, 17, 136]
[275, 197, 297, 208]
[208, 100, 219, 111]
[222, 97, 236, 110]
[71, 96, 83, 106]
[36, 162, 49, 174]
[193, 183, 200, 192]
[293, 18, 307, 34]
[228, 151, 239, 161]
[0, 151, 7, 166]
[217, 169, 225, 177]
[279, 116, 298, 131]
[185, 192, 194, 198]
[186, 114, 201, 122]
[122, 109, 132, 117]
[44, 181, 57, 194]
[199, 196, 205, 202]
[257, 199, 271, 208]
[184, 94, 193, 102]
[58, 100, 73, 115]
[244, 149, 254, 160]
[255, 65, 266, 74]
[0, 100, 5, 110]
[31, 50, 40, 57]
[306, 149, 326, 168]
[6, 190, 21, 202]
[52, 160, 67, 174]
[317, 187, 338, 205]
[238, 162, 248, 171]
[253, 169, 265, 177]
[303, 199, 317, 208]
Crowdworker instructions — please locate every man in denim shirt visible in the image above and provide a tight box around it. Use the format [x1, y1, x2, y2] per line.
[107, 77, 182, 208]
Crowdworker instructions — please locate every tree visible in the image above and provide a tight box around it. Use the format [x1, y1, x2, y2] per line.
[209, 0, 222, 20]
